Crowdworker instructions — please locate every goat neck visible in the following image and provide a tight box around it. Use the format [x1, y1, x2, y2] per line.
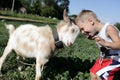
[52, 29, 63, 48]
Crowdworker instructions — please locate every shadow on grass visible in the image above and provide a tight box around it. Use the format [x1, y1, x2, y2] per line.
[114, 70, 120, 80]
[42, 56, 95, 80]
[0, 55, 119, 80]
[42, 57, 120, 80]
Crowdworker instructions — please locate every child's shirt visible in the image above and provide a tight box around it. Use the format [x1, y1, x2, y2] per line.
[97, 23, 120, 56]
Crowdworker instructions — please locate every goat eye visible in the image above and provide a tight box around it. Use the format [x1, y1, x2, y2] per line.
[71, 29, 75, 33]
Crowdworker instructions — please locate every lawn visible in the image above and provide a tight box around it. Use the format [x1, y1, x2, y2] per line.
[0, 20, 119, 80]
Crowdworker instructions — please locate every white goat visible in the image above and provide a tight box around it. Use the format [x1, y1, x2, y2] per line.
[0, 9, 80, 80]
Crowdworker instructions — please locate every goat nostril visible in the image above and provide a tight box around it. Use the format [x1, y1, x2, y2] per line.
[68, 42, 72, 46]
[67, 42, 73, 46]
[70, 42, 73, 46]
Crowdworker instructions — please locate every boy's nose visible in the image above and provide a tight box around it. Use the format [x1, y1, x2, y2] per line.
[83, 31, 87, 35]
[82, 30, 85, 34]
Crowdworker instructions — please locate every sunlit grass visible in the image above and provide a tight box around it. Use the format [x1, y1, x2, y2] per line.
[0, 20, 119, 80]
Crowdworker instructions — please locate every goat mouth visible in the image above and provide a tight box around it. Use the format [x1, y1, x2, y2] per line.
[67, 42, 73, 46]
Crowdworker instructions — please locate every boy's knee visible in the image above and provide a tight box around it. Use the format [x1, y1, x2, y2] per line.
[90, 72, 97, 80]
[90, 72, 101, 80]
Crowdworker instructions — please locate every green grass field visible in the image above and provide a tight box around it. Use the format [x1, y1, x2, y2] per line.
[0, 20, 119, 80]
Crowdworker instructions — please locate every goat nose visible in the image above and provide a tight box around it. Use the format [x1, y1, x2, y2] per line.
[67, 42, 73, 46]
[70, 42, 73, 45]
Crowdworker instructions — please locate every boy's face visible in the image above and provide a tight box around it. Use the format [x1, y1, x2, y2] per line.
[77, 19, 96, 39]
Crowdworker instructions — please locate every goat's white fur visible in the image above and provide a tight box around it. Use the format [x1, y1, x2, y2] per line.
[0, 10, 80, 80]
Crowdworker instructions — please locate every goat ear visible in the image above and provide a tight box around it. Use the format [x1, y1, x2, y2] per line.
[63, 9, 70, 22]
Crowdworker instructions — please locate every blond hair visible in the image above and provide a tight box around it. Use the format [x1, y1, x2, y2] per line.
[75, 10, 100, 24]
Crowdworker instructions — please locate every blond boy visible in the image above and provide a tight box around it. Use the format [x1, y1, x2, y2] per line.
[76, 10, 120, 80]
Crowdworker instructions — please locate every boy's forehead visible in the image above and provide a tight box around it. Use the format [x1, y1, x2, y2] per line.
[78, 21, 85, 27]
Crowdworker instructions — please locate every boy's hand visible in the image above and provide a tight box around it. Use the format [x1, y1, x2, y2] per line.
[92, 36, 106, 46]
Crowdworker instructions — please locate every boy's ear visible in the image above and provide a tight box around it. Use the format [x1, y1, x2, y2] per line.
[88, 18, 94, 25]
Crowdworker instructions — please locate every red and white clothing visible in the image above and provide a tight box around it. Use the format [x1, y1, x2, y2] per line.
[90, 23, 120, 80]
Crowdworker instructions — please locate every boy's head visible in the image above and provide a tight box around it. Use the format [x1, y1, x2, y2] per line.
[75, 10, 100, 39]
[75, 10, 100, 23]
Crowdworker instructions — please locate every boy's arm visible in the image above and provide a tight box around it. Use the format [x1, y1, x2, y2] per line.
[94, 25, 120, 49]
[106, 25, 120, 49]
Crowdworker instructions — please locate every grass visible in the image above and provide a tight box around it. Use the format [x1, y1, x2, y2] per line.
[0, 20, 119, 80]
[0, 10, 59, 24]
